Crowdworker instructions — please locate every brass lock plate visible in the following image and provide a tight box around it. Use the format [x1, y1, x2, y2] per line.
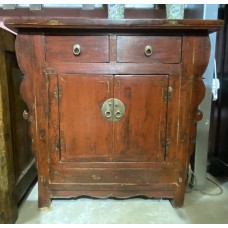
[101, 98, 125, 121]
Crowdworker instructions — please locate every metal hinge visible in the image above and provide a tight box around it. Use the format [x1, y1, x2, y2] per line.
[43, 68, 55, 118]
[44, 68, 55, 75]
[43, 68, 61, 102]
[162, 138, 171, 154]
[53, 137, 60, 151]
[52, 135, 65, 152]
[56, 138, 60, 151]
[163, 86, 173, 102]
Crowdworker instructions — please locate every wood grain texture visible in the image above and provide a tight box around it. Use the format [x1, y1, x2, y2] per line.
[4, 52, 35, 204]
[10, 18, 219, 209]
[49, 168, 175, 184]
[113, 75, 168, 162]
[171, 35, 211, 207]
[46, 36, 109, 63]
[4, 18, 223, 33]
[0, 29, 36, 224]
[117, 36, 181, 63]
[15, 35, 51, 208]
[0, 29, 17, 224]
[45, 62, 181, 75]
[58, 74, 113, 162]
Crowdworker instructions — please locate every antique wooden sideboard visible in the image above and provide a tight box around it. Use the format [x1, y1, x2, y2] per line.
[4, 18, 223, 208]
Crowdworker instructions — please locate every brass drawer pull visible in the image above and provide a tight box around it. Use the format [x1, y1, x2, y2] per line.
[144, 45, 152, 57]
[73, 44, 81, 56]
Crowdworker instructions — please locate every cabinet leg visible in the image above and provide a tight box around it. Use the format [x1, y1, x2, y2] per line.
[38, 179, 51, 209]
[170, 184, 185, 208]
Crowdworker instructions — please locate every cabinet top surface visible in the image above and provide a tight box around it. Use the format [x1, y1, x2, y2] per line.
[4, 17, 223, 33]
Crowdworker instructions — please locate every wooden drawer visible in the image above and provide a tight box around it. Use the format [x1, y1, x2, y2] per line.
[117, 36, 182, 63]
[46, 36, 109, 63]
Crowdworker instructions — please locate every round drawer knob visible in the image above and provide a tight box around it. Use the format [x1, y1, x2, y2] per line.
[144, 45, 152, 57]
[195, 110, 203, 121]
[73, 44, 81, 56]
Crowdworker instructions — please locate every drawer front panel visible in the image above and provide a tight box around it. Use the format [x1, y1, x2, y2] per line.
[117, 36, 182, 63]
[46, 36, 109, 63]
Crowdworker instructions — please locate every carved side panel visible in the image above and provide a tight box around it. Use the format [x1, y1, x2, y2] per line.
[178, 34, 210, 181]
[179, 35, 210, 163]
[188, 35, 211, 159]
[15, 35, 51, 207]
[171, 34, 211, 207]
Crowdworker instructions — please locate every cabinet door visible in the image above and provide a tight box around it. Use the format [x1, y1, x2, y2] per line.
[58, 74, 113, 162]
[113, 75, 168, 162]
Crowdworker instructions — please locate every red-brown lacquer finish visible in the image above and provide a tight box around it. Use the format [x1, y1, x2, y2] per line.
[4, 18, 223, 208]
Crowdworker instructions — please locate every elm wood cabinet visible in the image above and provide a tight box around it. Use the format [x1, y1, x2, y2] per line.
[0, 28, 36, 223]
[4, 18, 223, 208]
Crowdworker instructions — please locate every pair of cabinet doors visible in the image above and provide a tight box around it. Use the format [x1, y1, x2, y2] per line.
[48, 73, 170, 164]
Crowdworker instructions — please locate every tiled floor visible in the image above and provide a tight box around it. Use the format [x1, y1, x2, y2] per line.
[16, 174, 228, 224]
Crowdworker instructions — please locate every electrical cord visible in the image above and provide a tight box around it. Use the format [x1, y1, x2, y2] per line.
[202, 177, 224, 196]
[186, 165, 224, 196]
